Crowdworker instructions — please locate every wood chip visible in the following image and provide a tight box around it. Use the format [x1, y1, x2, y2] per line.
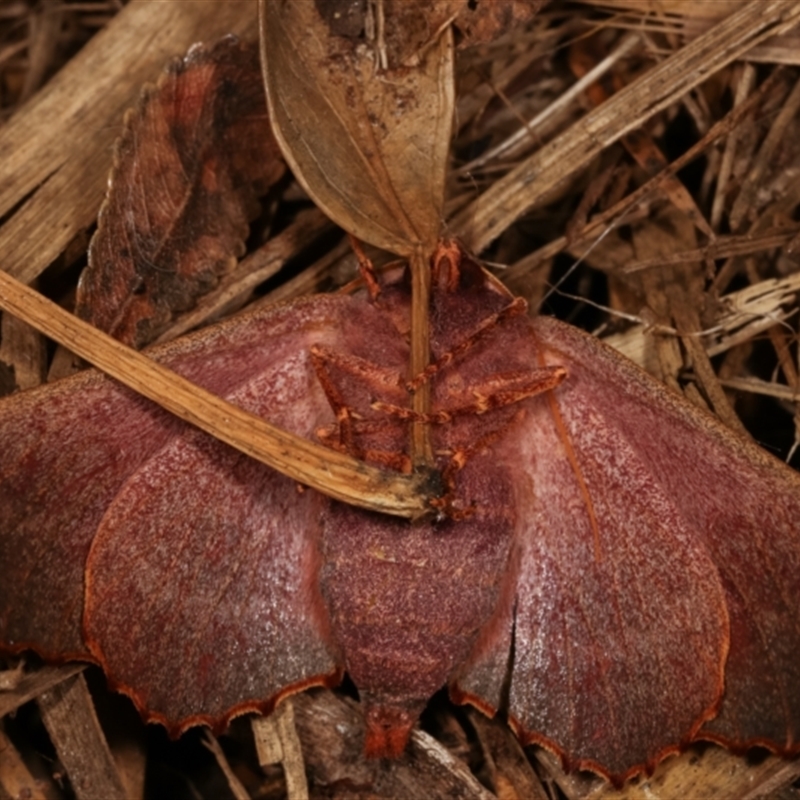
[36, 671, 126, 800]
[0, 664, 85, 719]
[253, 700, 309, 800]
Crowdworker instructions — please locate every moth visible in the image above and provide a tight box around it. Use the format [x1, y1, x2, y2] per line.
[2, 240, 799, 784]
[2, 1, 799, 786]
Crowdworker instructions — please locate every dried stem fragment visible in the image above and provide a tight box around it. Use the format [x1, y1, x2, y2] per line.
[0, 270, 434, 517]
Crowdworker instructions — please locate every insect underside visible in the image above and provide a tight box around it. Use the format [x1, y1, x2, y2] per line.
[308, 243, 565, 756]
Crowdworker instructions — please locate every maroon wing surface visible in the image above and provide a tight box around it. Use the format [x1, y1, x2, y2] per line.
[0, 293, 397, 731]
[455, 315, 800, 782]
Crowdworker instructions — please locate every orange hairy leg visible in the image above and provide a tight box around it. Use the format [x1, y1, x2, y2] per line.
[310, 344, 405, 458]
[348, 235, 382, 302]
[374, 367, 566, 424]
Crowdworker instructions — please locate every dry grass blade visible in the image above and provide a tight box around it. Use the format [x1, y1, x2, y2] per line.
[582, 0, 800, 65]
[0, 269, 433, 518]
[719, 376, 799, 403]
[0, 664, 85, 718]
[467, 709, 550, 800]
[203, 731, 252, 800]
[453, 0, 800, 251]
[37, 672, 126, 800]
[458, 32, 641, 174]
[729, 74, 800, 231]
[579, 745, 800, 800]
[502, 65, 786, 284]
[621, 228, 800, 274]
[604, 272, 800, 371]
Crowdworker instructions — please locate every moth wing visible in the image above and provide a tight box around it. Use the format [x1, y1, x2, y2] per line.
[82, 372, 335, 733]
[0, 294, 394, 731]
[1, 360, 178, 660]
[454, 316, 800, 781]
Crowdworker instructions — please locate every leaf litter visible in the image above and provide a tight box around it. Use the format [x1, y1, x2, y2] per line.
[3, 1, 800, 798]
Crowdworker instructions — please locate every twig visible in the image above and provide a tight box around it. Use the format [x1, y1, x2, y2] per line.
[0, 270, 434, 518]
[37, 672, 126, 800]
[203, 732, 252, 800]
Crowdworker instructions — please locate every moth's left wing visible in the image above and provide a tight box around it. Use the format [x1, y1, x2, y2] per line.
[454, 316, 800, 782]
[0, 293, 404, 733]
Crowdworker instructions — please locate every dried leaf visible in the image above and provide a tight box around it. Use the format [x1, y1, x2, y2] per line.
[259, 0, 454, 258]
[0, 1, 259, 286]
[76, 36, 285, 348]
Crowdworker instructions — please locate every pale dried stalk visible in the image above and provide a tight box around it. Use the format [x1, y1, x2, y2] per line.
[458, 32, 642, 174]
[710, 63, 755, 229]
[729, 72, 800, 230]
[410, 247, 433, 467]
[720, 376, 800, 402]
[37, 672, 126, 800]
[621, 228, 800, 274]
[606, 272, 800, 368]
[203, 732, 252, 800]
[453, 0, 800, 252]
[252, 701, 309, 800]
[0, 270, 432, 518]
[582, 0, 800, 66]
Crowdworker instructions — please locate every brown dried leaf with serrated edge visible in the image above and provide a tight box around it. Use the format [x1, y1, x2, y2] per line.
[259, 0, 454, 258]
[76, 36, 285, 349]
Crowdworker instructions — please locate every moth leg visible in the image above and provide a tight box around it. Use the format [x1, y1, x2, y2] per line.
[358, 448, 411, 473]
[375, 366, 566, 423]
[310, 347, 362, 455]
[310, 344, 405, 457]
[430, 410, 529, 520]
[316, 418, 412, 473]
[407, 296, 529, 391]
[373, 365, 567, 519]
[315, 435, 411, 473]
[349, 234, 381, 302]
[454, 365, 567, 414]
[310, 345, 404, 398]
